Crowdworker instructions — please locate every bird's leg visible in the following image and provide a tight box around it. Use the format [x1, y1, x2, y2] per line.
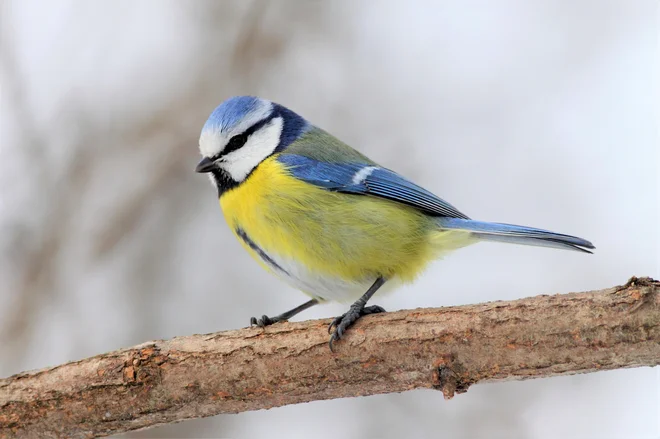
[328, 277, 386, 351]
[250, 299, 319, 327]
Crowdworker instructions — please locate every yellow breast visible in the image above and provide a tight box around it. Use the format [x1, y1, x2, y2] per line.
[219, 155, 452, 286]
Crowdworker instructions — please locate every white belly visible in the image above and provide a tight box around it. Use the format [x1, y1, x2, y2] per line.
[265, 251, 399, 303]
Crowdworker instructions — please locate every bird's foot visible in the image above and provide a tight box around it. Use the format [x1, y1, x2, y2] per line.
[328, 305, 386, 351]
[250, 314, 286, 327]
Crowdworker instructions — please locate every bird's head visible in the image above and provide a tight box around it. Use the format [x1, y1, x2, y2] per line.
[196, 96, 309, 193]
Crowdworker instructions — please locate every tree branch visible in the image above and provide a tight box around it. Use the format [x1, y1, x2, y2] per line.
[1, 277, 659, 438]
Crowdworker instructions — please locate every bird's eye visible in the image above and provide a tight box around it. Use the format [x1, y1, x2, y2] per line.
[224, 133, 248, 155]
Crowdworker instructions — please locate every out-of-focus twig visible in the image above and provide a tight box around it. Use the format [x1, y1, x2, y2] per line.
[0, 24, 97, 365]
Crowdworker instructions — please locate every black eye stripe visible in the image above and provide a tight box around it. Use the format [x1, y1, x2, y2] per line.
[213, 115, 276, 161]
[223, 133, 248, 155]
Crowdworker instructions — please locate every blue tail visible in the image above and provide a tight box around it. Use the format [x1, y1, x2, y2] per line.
[436, 218, 595, 254]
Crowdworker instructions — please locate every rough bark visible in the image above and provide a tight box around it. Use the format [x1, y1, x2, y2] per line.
[1, 277, 659, 438]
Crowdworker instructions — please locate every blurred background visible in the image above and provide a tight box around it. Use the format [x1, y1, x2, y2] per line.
[1, 0, 658, 438]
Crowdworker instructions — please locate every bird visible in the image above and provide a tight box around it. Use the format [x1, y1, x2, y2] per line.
[195, 96, 594, 351]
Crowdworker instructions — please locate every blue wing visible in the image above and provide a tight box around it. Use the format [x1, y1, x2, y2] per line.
[277, 154, 470, 219]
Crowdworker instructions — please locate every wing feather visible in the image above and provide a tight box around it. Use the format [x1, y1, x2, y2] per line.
[277, 154, 469, 219]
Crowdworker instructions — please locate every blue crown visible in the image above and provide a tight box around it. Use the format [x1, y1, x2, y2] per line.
[203, 96, 263, 133]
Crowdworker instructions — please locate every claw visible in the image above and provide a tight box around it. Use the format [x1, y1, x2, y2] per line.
[249, 315, 276, 327]
[327, 305, 386, 352]
[328, 333, 339, 352]
[327, 314, 345, 334]
[326, 277, 387, 352]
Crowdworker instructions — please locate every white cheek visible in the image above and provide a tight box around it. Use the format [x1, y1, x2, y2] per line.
[222, 117, 283, 182]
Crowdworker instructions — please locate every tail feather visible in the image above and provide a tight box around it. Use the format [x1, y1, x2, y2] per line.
[436, 218, 595, 254]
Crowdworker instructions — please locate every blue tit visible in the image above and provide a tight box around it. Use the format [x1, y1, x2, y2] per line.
[195, 96, 594, 350]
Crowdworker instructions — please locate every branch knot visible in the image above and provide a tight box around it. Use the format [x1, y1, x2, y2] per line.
[432, 354, 472, 400]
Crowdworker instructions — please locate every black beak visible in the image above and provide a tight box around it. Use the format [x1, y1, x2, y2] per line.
[195, 157, 215, 173]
